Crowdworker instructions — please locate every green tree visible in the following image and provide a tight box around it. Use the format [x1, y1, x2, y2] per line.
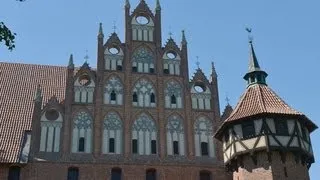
[1, 0, 25, 51]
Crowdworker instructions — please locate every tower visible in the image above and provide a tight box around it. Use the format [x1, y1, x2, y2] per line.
[215, 39, 317, 180]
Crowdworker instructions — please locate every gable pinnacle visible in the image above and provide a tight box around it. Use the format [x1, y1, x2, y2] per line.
[34, 84, 42, 102]
[181, 30, 187, 45]
[68, 54, 74, 69]
[248, 41, 261, 72]
[211, 61, 217, 77]
[156, 0, 161, 11]
[125, 0, 130, 8]
[98, 23, 104, 37]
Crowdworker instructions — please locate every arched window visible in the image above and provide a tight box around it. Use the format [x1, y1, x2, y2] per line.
[165, 80, 182, 108]
[40, 108, 62, 152]
[72, 111, 93, 153]
[191, 83, 211, 110]
[104, 76, 123, 105]
[102, 112, 123, 154]
[74, 74, 95, 103]
[131, 15, 154, 41]
[132, 47, 154, 73]
[68, 167, 79, 180]
[194, 117, 214, 157]
[111, 168, 122, 180]
[132, 79, 156, 107]
[146, 169, 157, 180]
[199, 170, 211, 180]
[104, 46, 124, 71]
[132, 113, 157, 155]
[166, 115, 185, 156]
[8, 166, 20, 180]
[163, 50, 181, 75]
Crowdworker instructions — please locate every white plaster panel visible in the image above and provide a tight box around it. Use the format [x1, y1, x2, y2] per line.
[132, 29, 137, 40]
[165, 96, 170, 108]
[138, 131, 144, 155]
[235, 142, 246, 152]
[87, 92, 93, 103]
[192, 98, 197, 109]
[242, 138, 257, 149]
[144, 63, 149, 73]
[209, 136, 215, 157]
[143, 30, 148, 41]
[204, 99, 211, 110]
[72, 128, 78, 153]
[174, 64, 180, 75]
[105, 59, 111, 70]
[145, 132, 151, 155]
[179, 133, 185, 155]
[167, 132, 172, 155]
[194, 134, 200, 156]
[198, 99, 204, 109]
[40, 126, 47, 152]
[46, 127, 54, 152]
[103, 130, 108, 154]
[256, 136, 266, 148]
[177, 97, 182, 108]
[149, 30, 153, 41]
[75, 91, 80, 103]
[169, 64, 174, 75]
[138, 29, 142, 41]
[53, 127, 60, 152]
[85, 129, 92, 153]
[138, 62, 143, 72]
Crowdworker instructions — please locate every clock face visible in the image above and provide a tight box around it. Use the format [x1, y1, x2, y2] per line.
[136, 15, 149, 25]
[45, 109, 59, 121]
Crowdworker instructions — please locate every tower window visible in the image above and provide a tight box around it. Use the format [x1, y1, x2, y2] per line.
[201, 142, 209, 156]
[117, 65, 122, 71]
[111, 168, 122, 180]
[173, 141, 179, 155]
[171, 95, 176, 104]
[151, 140, 157, 154]
[133, 92, 138, 102]
[109, 138, 115, 153]
[67, 167, 79, 180]
[8, 166, 20, 180]
[78, 137, 85, 152]
[275, 120, 289, 136]
[149, 68, 154, 73]
[199, 170, 211, 180]
[146, 169, 156, 180]
[250, 76, 255, 83]
[150, 93, 155, 103]
[111, 90, 117, 101]
[132, 139, 138, 154]
[242, 121, 255, 139]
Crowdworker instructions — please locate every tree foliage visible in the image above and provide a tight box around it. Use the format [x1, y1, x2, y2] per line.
[0, 0, 25, 51]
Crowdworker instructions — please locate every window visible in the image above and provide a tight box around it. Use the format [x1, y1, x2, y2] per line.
[275, 120, 289, 136]
[111, 168, 122, 180]
[199, 171, 211, 180]
[132, 66, 137, 72]
[111, 91, 116, 101]
[67, 167, 79, 180]
[117, 65, 122, 71]
[149, 68, 154, 73]
[201, 142, 209, 156]
[133, 92, 138, 102]
[146, 169, 156, 180]
[151, 140, 157, 154]
[242, 121, 255, 139]
[163, 69, 169, 74]
[78, 137, 85, 152]
[132, 139, 138, 154]
[150, 93, 155, 103]
[171, 95, 176, 104]
[173, 141, 179, 155]
[8, 166, 20, 180]
[109, 138, 115, 153]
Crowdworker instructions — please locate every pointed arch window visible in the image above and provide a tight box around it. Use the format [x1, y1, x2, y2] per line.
[132, 113, 157, 155]
[8, 166, 20, 180]
[72, 112, 93, 153]
[132, 47, 155, 73]
[150, 93, 155, 103]
[132, 79, 156, 107]
[104, 76, 123, 105]
[67, 167, 79, 180]
[165, 80, 182, 108]
[133, 92, 138, 102]
[103, 112, 123, 154]
[199, 170, 211, 180]
[166, 115, 185, 156]
[194, 117, 214, 157]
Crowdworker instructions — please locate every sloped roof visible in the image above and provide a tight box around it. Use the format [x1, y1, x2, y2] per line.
[215, 83, 317, 139]
[0, 62, 67, 163]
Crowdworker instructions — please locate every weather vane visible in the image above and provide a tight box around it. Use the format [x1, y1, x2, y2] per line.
[84, 50, 89, 62]
[196, 56, 200, 69]
[225, 95, 230, 105]
[245, 27, 253, 43]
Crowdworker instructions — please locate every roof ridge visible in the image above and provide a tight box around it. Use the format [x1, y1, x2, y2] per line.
[226, 88, 249, 121]
[0, 61, 67, 68]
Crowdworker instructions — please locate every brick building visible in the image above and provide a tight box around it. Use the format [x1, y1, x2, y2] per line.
[0, 1, 316, 180]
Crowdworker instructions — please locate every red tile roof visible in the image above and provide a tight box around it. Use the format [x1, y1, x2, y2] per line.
[215, 84, 317, 139]
[0, 62, 67, 163]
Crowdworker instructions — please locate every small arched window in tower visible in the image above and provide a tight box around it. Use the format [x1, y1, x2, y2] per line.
[67, 167, 79, 180]
[150, 93, 155, 103]
[133, 92, 138, 102]
[171, 95, 176, 104]
[111, 168, 122, 180]
[146, 169, 157, 180]
[111, 90, 117, 101]
[8, 166, 20, 180]
[78, 137, 85, 152]
[199, 170, 211, 180]
[201, 142, 209, 156]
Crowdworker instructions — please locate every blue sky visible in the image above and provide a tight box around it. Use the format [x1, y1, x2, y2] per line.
[1, 0, 319, 178]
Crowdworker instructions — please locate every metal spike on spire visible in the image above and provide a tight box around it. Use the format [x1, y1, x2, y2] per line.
[68, 54, 74, 69]
[211, 61, 217, 77]
[156, 0, 161, 11]
[112, 21, 117, 33]
[34, 84, 42, 102]
[84, 50, 89, 63]
[196, 56, 200, 69]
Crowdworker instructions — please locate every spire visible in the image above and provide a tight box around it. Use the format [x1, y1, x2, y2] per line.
[98, 23, 104, 38]
[156, 0, 161, 11]
[211, 61, 217, 77]
[68, 54, 74, 69]
[34, 84, 42, 102]
[181, 30, 187, 46]
[125, 0, 130, 8]
[243, 38, 268, 86]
